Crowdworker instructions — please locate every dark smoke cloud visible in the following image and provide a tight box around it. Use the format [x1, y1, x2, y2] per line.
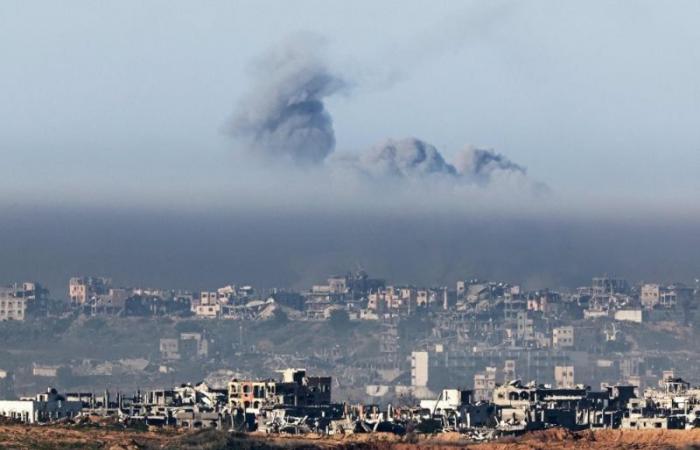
[230, 34, 346, 165]
[230, 36, 545, 194]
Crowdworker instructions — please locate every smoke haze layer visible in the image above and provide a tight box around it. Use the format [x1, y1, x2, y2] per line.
[2, 206, 700, 295]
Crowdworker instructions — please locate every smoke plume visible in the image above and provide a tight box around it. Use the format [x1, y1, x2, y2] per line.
[357, 138, 457, 178]
[230, 36, 545, 195]
[230, 34, 346, 165]
[331, 137, 543, 193]
[454, 147, 525, 182]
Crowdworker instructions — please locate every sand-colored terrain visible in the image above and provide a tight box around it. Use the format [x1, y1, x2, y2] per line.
[3, 425, 700, 450]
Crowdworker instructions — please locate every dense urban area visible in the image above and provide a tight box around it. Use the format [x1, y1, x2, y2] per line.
[2, 271, 700, 443]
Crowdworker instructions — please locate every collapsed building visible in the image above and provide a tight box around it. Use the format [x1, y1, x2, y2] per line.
[4, 372, 700, 440]
[492, 380, 636, 430]
[229, 368, 331, 413]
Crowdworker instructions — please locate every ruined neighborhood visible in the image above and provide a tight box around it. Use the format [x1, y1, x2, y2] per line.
[2, 271, 700, 441]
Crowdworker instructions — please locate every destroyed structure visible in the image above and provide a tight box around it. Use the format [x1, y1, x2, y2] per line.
[2, 270, 700, 441]
[3, 372, 700, 440]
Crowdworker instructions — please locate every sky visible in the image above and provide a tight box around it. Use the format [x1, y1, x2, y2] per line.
[1, 1, 700, 291]
[1, 0, 699, 210]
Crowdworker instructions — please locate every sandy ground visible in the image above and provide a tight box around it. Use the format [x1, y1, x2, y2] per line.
[3, 425, 700, 449]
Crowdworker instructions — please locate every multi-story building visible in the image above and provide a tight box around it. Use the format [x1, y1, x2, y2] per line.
[640, 283, 693, 310]
[411, 351, 429, 387]
[0, 281, 47, 320]
[228, 379, 277, 411]
[160, 339, 180, 360]
[592, 276, 629, 296]
[526, 290, 560, 314]
[228, 369, 331, 412]
[0, 295, 26, 321]
[192, 291, 221, 318]
[553, 326, 575, 349]
[659, 284, 694, 309]
[179, 332, 209, 358]
[503, 360, 517, 382]
[473, 367, 497, 402]
[555, 365, 576, 388]
[641, 284, 661, 309]
[516, 311, 535, 343]
[504, 296, 527, 323]
[68, 277, 111, 305]
[327, 276, 348, 295]
[3, 282, 47, 301]
[160, 332, 209, 361]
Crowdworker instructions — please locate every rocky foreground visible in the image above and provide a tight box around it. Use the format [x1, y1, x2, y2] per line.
[2, 425, 700, 450]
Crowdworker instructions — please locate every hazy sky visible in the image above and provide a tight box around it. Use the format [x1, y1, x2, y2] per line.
[2, 1, 700, 292]
[2, 0, 699, 213]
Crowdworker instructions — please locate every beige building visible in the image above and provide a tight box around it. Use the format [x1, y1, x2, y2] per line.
[473, 367, 498, 402]
[193, 303, 220, 318]
[621, 416, 672, 430]
[160, 339, 180, 360]
[192, 291, 223, 318]
[327, 276, 347, 294]
[367, 287, 417, 312]
[614, 309, 643, 323]
[411, 351, 429, 387]
[552, 326, 574, 348]
[228, 369, 331, 411]
[68, 276, 111, 305]
[229, 379, 277, 410]
[0, 295, 26, 321]
[516, 311, 534, 342]
[640, 284, 661, 309]
[503, 360, 517, 382]
[554, 365, 575, 388]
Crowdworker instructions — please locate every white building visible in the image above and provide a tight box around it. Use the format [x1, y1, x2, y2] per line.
[420, 389, 469, 412]
[32, 365, 60, 377]
[0, 388, 82, 424]
[614, 309, 643, 323]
